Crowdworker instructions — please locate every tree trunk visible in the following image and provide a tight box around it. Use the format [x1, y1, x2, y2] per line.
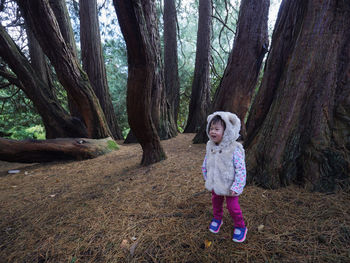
[80, 0, 123, 140]
[114, 0, 166, 165]
[0, 24, 88, 139]
[17, 0, 111, 139]
[49, 0, 78, 55]
[0, 137, 117, 163]
[245, 0, 350, 192]
[49, 0, 81, 118]
[143, 0, 177, 140]
[164, 0, 180, 126]
[183, 0, 211, 133]
[26, 24, 54, 91]
[122, 0, 177, 143]
[193, 0, 269, 143]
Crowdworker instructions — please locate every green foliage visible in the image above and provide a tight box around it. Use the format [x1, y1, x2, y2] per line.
[0, 85, 45, 140]
[103, 38, 129, 137]
[211, 0, 239, 73]
[9, 125, 45, 140]
[122, 128, 130, 139]
[107, 140, 119, 150]
[173, 0, 240, 128]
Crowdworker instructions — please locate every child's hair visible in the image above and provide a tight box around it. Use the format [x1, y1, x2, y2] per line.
[209, 115, 226, 130]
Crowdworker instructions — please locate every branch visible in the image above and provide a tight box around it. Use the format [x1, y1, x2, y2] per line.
[211, 15, 235, 34]
[98, 0, 107, 12]
[176, 9, 187, 71]
[0, 69, 22, 87]
[180, 90, 191, 99]
[0, 87, 20, 100]
[0, 82, 11, 89]
[0, 0, 5, 11]
[210, 54, 221, 81]
[211, 44, 225, 67]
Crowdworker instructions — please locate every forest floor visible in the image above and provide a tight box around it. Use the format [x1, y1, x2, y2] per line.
[0, 134, 349, 263]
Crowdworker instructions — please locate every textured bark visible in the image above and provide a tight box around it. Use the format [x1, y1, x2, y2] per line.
[123, 0, 177, 143]
[245, 0, 305, 144]
[114, 0, 166, 165]
[0, 24, 87, 139]
[142, 0, 177, 140]
[0, 137, 117, 163]
[184, 0, 211, 133]
[164, 0, 180, 125]
[245, 0, 350, 192]
[26, 24, 54, 91]
[49, 0, 81, 118]
[17, 0, 111, 139]
[80, 0, 123, 139]
[193, 0, 269, 143]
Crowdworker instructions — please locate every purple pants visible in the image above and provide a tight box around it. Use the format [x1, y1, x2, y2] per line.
[212, 191, 245, 228]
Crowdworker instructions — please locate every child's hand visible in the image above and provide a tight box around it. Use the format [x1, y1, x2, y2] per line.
[230, 190, 238, 196]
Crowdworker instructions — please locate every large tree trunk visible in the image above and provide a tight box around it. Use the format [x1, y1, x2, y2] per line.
[80, 0, 123, 140]
[17, 0, 111, 139]
[114, 0, 166, 165]
[0, 137, 117, 163]
[183, 0, 211, 133]
[122, 0, 177, 143]
[193, 0, 269, 143]
[143, 0, 177, 140]
[48, 0, 81, 119]
[0, 24, 87, 139]
[164, 0, 180, 126]
[245, 0, 350, 192]
[26, 25, 54, 91]
[49, 0, 77, 54]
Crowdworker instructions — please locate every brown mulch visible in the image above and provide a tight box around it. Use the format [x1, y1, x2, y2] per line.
[0, 133, 349, 263]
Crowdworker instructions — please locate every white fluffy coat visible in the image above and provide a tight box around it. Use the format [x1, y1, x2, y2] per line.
[205, 111, 244, 196]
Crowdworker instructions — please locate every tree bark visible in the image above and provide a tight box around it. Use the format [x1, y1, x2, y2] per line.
[0, 24, 88, 139]
[26, 24, 54, 91]
[164, 0, 180, 126]
[49, 0, 78, 55]
[0, 137, 117, 163]
[193, 0, 269, 143]
[245, 0, 350, 192]
[17, 0, 111, 139]
[114, 0, 166, 165]
[122, 0, 177, 143]
[142, 0, 177, 140]
[80, 0, 123, 140]
[184, 0, 211, 133]
[48, 0, 81, 118]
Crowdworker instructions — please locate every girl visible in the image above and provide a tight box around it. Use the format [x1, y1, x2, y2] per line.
[202, 111, 247, 243]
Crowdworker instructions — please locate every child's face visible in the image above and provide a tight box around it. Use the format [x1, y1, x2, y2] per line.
[209, 122, 224, 144]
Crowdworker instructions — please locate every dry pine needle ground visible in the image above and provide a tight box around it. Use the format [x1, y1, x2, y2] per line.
[0, 134, 349, 262]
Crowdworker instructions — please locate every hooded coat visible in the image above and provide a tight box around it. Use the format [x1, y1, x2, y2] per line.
[203, 111, 246, 196]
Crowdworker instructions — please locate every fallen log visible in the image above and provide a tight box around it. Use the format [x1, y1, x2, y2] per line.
[0, 137, 118, 163]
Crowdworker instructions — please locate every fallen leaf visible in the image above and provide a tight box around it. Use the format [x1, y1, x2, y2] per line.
[131, 236, 137, 241]
[49, 194, 56, 198]
[204, 239, 212, 248]
[120, 239, 129, 249]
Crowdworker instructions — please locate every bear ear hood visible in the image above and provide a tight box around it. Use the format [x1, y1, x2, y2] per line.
[206, 111, 241, 143]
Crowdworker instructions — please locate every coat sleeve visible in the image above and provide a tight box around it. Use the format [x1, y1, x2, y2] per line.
[230, 148, 246, 195]
[202, 154, 207, 180]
